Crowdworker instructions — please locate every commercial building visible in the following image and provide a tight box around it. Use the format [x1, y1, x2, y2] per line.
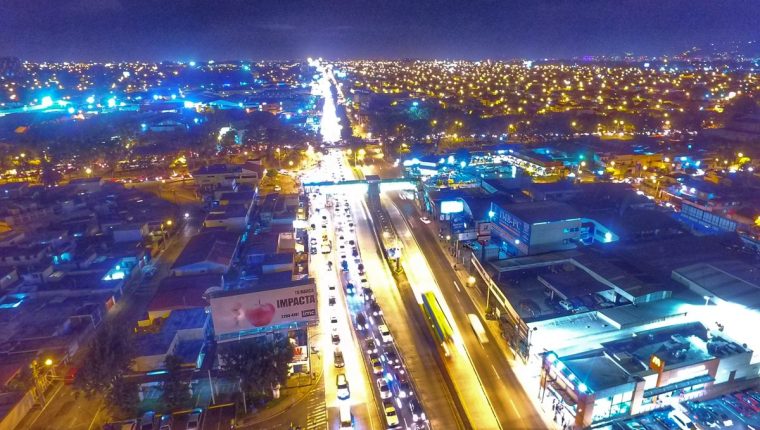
[489, 200, 582, 256]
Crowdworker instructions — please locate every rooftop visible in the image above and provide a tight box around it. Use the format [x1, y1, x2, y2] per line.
[496, 200, 581, 224]
[172, 231, 240, 270]
[134, 307, 208, 357]
[148, 274, 222, 313]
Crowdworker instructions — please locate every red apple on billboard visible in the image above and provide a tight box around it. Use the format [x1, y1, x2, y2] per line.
[245, 303, 276, 327]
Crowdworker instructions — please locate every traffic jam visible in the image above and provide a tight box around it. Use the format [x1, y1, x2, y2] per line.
[307, 151, 429, 430]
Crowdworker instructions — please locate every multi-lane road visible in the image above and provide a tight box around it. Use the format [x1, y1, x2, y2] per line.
[383, 191, 548, 430]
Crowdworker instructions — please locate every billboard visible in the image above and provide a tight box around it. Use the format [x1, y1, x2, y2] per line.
[210, 284, 318, 336]
[440, 200, 464, 214]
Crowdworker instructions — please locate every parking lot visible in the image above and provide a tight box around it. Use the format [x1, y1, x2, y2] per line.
[602, 388, 760, 430]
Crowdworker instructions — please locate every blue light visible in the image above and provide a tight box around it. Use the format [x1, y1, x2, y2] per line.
[546, 352, 558, 363]
[146, 370, 168, 376]
[604, 232, 613, 242]
[107, 98, 116, 108]
[170, 94, 177, 100]
[67, 107, 76, 114]
[86, 95, 95, 104]
[412, 101, 419, 107]
[578, 382, 588, 393]
[447, 155, 455, 165]
[153, 94, 160, 100]
[193, 118, 199, 124]
[188, 61, 196, 67]
[183, 100, 195, 109]
[40, 96, 54, 108]
[488, 210, 495, 219]
[460, 161, 467, 168]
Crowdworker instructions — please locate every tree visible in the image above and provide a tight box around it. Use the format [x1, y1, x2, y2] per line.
[73, 319, 134, 398]
[218, 336, 294, 403]
[106, 375, 140, 419]
[161, 354, 190, 411]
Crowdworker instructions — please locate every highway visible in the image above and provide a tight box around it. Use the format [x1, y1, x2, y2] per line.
[383, 192, 548, 430]
[307, 150, 464, 429]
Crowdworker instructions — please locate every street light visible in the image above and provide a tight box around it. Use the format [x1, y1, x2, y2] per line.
[166, 219, 173, 227]
[467, 276, 476, 286]
[44, 358, 53, 367]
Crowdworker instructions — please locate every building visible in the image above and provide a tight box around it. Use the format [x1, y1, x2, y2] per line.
[142, 274, 222, 323]
[192, 161, 264, 191]
[132, 307, 211, 373]
[489, 200, 581, 257]
[171, 231, 240, 276]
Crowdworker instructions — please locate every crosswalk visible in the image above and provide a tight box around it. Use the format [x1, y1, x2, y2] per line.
[304, 387, 328, 429]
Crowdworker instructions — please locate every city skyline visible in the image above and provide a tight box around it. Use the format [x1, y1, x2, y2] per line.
[1, 0, 760, 61]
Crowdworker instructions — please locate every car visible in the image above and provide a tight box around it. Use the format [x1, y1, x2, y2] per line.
[377, 378, 392, 399]
[321, 224, 327, 229]
[369, 301, 383, 316]
[348, 239, 355, 246]
[668, 410, 696, 430]
[383, 347, 402, 370]
[393, 372, 412, 398]
[329, 296, 336, 306]
[334, 348, 345, 368]
[329, 284, 336, 291]
[558, 300, 574, 311]
[336, 373, 350, 399]
[274, 185, 282, 191]
[158, 415, 173, 430]
[420, 216, 431, 224]
[345, 282, 356, 295]
[185, 411, 201, 430]
[362, 287, 374, 302]
[140, 411, 155, 430]
[371, 357, 383, 374]
[310, 247, 317, 255]
[352, 248, 359, 257]
[341, 260, 349, 271]
[355, 312, 369, 330]
[365, 338, 378, 354]
[330, 315, 338, 325]
[378, 324, 393, 343]
[357, 263, 365, 275]
[332, 332, 341, 344]
[310, 237, 317, 245]
[409, 398, 426, 422]
[384, 401, 400, 428]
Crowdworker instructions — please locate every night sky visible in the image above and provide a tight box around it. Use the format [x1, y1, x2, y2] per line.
[2, 0, 760, 61]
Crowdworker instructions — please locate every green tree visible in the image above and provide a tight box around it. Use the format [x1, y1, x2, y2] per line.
[161, 354, 190, 411]
[73, 319, 134, 398]
[106, 375, 140, 419]
[218, 336, 294, 403]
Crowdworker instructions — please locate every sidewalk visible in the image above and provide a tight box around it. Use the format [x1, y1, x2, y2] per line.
[236, 350, 324, 428]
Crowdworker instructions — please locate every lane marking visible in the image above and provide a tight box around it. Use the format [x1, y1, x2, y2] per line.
[510, 398, 522, 418]
[454, 281, 461, 293]
[491, 364, 501, 380]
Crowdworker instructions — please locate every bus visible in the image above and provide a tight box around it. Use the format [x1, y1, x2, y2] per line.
[467, 313, 489, 344]
[421, 291, 454, 352]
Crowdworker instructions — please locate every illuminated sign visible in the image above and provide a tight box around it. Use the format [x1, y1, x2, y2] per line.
[210, 285, 318, 336]
[649, 354, 665, 372]
[440, 200, 464, 214]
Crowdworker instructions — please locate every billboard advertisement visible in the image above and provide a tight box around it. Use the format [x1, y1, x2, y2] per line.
[210, 284, 318, 336]
[440, 200, 464, 214]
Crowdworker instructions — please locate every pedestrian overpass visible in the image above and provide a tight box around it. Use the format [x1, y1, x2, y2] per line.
[302, 177, 417, 193]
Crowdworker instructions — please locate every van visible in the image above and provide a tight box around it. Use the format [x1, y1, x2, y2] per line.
[339, 403, 353, 429]
[668, 410, 696, 430]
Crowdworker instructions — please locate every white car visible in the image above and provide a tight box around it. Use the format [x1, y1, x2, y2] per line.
[336, 374, 350, 400]
[378, 325, 393, 343]
[377, 378, 391, 399]
[420, 216, 431, 224]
